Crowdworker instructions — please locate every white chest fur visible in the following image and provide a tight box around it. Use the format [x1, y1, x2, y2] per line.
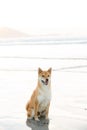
[37, 85, 51, 112]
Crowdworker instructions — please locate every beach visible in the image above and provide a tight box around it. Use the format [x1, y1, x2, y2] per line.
[0, 42, 87, 130]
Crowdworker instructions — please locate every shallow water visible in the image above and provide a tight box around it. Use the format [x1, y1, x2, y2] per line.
[0, 43, 87, 129]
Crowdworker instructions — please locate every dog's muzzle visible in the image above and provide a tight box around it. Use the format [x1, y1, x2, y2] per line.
[41, 78, 49, 85]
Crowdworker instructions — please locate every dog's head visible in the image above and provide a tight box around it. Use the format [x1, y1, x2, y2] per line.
[38, 68, 52, 86]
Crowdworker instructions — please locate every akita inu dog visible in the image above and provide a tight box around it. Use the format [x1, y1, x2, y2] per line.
[26, 68, 52, 121]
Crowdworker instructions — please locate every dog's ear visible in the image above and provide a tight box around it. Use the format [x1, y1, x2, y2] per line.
[38, 68, 43, 74]
[48, 68, 52, 74]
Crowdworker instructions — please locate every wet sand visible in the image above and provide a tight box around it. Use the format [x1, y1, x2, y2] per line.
[0, 115, 87, 130]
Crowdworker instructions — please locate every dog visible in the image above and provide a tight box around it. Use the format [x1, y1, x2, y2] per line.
[26, 68, 52, 121]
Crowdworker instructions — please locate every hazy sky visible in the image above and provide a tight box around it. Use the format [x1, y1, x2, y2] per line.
[0, 0, 87, 35]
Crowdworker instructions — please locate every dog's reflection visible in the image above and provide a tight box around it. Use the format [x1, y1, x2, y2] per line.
[26, 117, 49, 130]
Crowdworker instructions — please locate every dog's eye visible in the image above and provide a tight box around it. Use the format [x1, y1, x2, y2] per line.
[48, 75, 50, 77]
[42, 75, 44, 77]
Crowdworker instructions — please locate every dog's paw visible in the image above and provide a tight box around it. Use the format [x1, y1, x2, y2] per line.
[35, 117, 40, 121]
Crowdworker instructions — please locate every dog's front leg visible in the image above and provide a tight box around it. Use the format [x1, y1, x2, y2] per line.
[45, 103, 50, 119]
[34, 100, 39, 121]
